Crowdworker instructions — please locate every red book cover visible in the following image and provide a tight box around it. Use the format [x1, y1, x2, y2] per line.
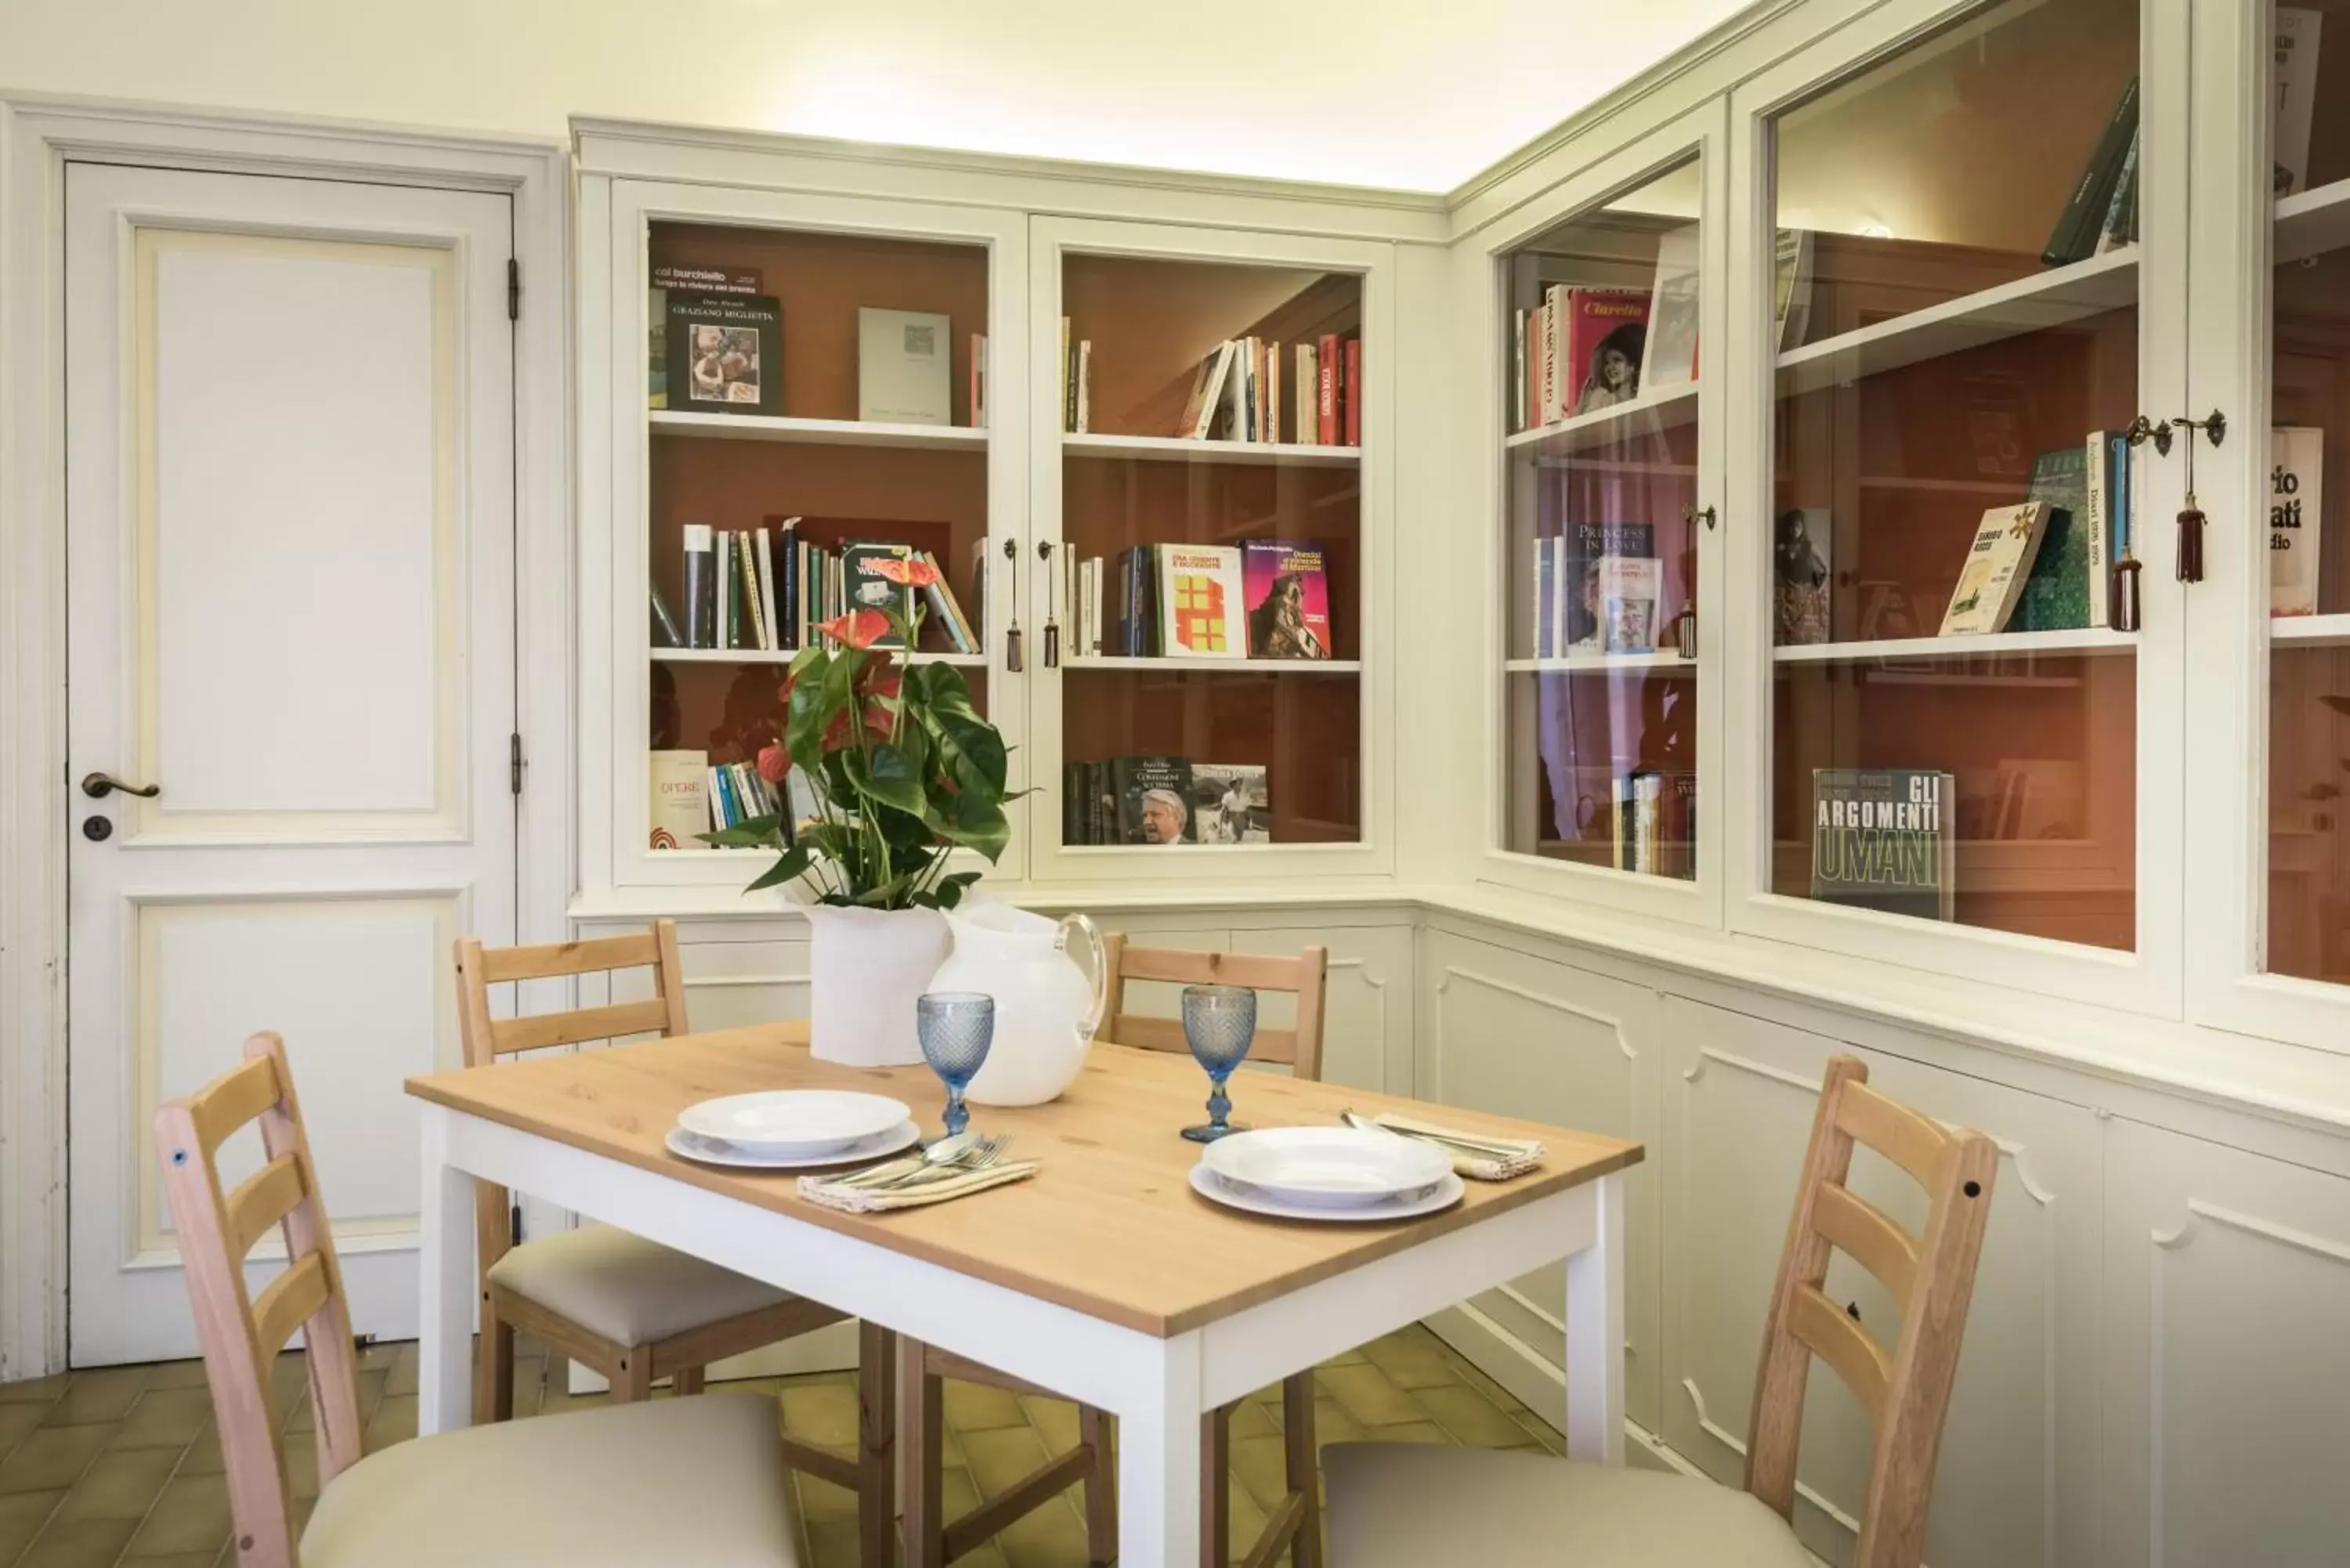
[1344, 338, 1362, 446]
[1240, 539, 1333, 659]
[1317, 332, 1340, 445]
[1563, 287, 1650, 417]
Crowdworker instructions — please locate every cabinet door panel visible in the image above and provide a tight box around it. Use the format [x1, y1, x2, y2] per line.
[2102, 1119, 2350, 1568]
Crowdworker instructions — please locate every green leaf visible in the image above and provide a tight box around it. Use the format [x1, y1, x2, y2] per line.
[743, 843, 812, 892]
[847, 742, 927, 815]
[696, 812, 784, 849]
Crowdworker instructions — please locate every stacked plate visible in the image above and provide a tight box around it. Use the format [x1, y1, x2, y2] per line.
[667, 1089, 919, 1170]
[1191, 1127, 1463, 1222]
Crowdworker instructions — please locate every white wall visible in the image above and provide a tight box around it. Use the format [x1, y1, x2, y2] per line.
[0, 0, 1752, 191]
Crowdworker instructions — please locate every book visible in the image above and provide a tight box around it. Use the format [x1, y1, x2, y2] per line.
[1192, 762, 1271, 844]
[1240, 540, 1333, 659]
[1074, 339, 1092, 434]
[1058, 316, 1071, 433]
[1810, 768, 1956, 922]
[667, 291, 783, 416]
[2084, 433, 2113, 627]
[2272, 425, 2324, 616]
[648, 750, 708, 850]
[1062, 762, 1087, 846]
[776, 516, 801, 649]
[1563, 522, 1654, 652]
[1561, 287, 1649, 417]
[754, 528, 779, 652]
[1345, 338, 1363, 446]
[2276, 11, 2323, 196]
[2012, 446, 2093, 631]
[2041, 78, 2140, 268]
[1773, 508, 1833, 647]
[1112, 756, 1197, 844]
[857, 307, 952, 425]
[1511, 309, 1528, 432]
[1179, 342, 1236, 440]
[682, 523, 716, 649]
[1939, 501, 2051, 635]
[718, 529, 737, 650]
[650, 586, 684, 650]
[918, 552, 975, 653]
[1156, 544, 1246, 658]
[1775, 228, 1816, 352]
[1641, 223, 1702, 390]
[841, 541, 916, 649]
[737, 531, 774, 650]
[1296, 343, 1318, 446]
[1596, 557, 1661, 653]
[2093, 128, 2142, 255]
[1533, 537, 1558, 659]
[649, 265, 759, 410]
[1318, 333, 1340, 444]
[970, 333, 988, 428]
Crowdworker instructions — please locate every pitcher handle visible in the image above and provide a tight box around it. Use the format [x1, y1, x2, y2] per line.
[1058, 912, 1108, 1040]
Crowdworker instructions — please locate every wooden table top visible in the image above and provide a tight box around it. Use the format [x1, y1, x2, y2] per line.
[404, 1022, 1643, 1338]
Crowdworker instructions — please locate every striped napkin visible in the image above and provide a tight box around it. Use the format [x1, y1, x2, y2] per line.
[797, 1159, 1040, 1214]
[1344, 1111, 1544, 1182]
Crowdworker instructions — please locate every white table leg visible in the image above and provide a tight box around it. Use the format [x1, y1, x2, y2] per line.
[418, 1107, 476, 1436]
[1563, 1170, 1625, 1463]
[1118, 1331, 1204, 1568]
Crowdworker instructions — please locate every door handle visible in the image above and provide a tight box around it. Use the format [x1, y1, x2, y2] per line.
[81, 771, 160, 800]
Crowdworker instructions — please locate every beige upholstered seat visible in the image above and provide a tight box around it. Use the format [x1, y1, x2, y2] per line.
[1323, 1444, 1814, 1568]
[154, 1031, 804, 1568]
[1323, 1057, 2000, 1568]
[302, 1393, 799, 1568]
[485, 1222, 794, 1346]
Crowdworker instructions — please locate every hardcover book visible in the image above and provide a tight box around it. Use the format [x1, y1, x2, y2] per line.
[841, 541, 916, 649]
[1773, 508, 1833, 646]
[1939, 501, 2051, 636]
[1561, 287, 1650, 417]
[649, 265, 760, 410]
[1155, 544, 1245, 658]
[1112, 755, 1197, 844]
[2272, 425, 2325, 616]
[1563, 522, 1654, 652]
[667, 291, 783, 416]
[1239, 540, 1332, 659]
[1597, 557, 1661, 654]
[857, 307, 952, 425]
[682, 522, 716, 649]
[1811, 768, 1956, 922]
[2042, 78, 2140, 267]
[1192, 762, 1271, 844]
[2012, 446, 2092, 631]
[1641, 224, 1702, 391]
[1179, 342, 1237, 440]
[2276, 11, 2323, 196]
[648, 750, 709, 851]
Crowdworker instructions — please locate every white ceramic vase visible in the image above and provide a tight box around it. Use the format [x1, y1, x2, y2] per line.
[793, 891, 949, 1068]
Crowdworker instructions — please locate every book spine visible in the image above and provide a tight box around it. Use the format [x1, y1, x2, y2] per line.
[721, 531, 740, 650]
[1318, 333, 1340, 444]
[1267, 341, 1282, 443]
[739, 533, 772, 651]
[1076, 340, 1092, 434]
[682, 523, 714, 649]
[971, 332, 988, 428]
[1542, 289, 1565, 425]
[1345, 338, 1362, 446]
[1512, 308, 1527, 432]
[754, 528, 779, 651]
[2043, 77, 2140, 267]
[649, 587, 684, 649]
[778, 522, 799, 649]
[1059, 316, 1071, 434]
[2084, 433, 2110, 627]
[1063, 763, 1085, 846]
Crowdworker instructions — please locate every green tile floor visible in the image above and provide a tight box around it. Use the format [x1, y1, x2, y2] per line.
[0, 1325, 1559, 1567]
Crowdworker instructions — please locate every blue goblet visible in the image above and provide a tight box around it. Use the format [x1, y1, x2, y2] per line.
[916, 992, 995, 1139]
[1180, 984, 1257, 1143]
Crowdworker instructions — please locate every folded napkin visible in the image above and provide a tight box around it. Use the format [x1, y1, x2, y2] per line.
[1348, 1111, 1545, 1182]
[797, 1159, 1040, 1215]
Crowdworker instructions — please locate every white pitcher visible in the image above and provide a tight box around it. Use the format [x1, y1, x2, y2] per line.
[931, 900, 1106, 1106]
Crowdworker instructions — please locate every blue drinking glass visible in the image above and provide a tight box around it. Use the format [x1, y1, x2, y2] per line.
[1180, 984, 1257, 1143]
[916, 992, 995, 1139]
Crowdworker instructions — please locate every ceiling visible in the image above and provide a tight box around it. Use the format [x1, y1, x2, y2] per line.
[0, 0, 1757, 193]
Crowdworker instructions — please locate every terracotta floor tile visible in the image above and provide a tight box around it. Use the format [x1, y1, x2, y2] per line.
[382, 1343, 418, 1398]
[0, 1376, 69, 1406]
[141, 1362, 210, 1393]
[0, 1487, 65, 1562]
[20, 1515, 140, 1568]
[119, 1555, 215, 1568]
[941, 1378, 1029, 1433]
[0, 1401, 50, 1461]
[0, 1426, 114, 1496]
[110, 1389, 212, 1452]
[54, 1447, 182, 1522]
[42, 1367, 151, 1429]
[123, 1474, 230, 1559]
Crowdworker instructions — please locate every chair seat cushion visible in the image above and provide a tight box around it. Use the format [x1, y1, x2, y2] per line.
[302, 1393, 798, 1568]
[486, 1223, 794, 1346]
[1324, 1443, 1817, 1568]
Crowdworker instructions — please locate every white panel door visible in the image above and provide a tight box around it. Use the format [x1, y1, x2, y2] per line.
[65, 164, 516, 1366]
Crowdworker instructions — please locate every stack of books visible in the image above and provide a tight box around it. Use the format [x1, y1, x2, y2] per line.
[1060, 317, 1091, 434]
[1173, 334, 1361, 446]
[1612, 770, 1696, 879]
[1062, 757, 1270, 845]
[1083, 539, 1334, 659]
[658, 519, 981, 655]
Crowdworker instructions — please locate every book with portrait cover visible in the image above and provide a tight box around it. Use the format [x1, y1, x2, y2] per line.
[1155, 544, 1246, 658]
[1560, 287, 1650, 418]
[1239, 540, 1332, 659]
[666, 291, 783, 417]
[1111, 755, 1197, 844]
[1192, 762, 1271, 844]
[1811, 768, 1955, 922]
[1563, 522, 1654, 652]
[1597, 557, 1661, 653]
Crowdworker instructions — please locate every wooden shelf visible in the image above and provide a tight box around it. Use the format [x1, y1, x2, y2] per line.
[653, 648, 988, 667]
[1062, 432, 1358, 468]
[650, 410, 989, 450]
[1505, 652, 1694, 673]
[1775, 248, 2138, 396]
[1064, 655, 1362, 674]
[2276, 180, 2350, 267]
[1504, 383, 1699, 461]
[1772, 628, 2137, 663]
[2271, 613, 2350, 649]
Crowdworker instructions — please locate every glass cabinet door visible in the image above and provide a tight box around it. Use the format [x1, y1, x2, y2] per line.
[1759, 0, 2149, 954]
[1499, 154, 1707, 885]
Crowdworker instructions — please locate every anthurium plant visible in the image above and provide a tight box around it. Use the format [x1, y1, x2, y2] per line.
[700, 554, 1019, 909]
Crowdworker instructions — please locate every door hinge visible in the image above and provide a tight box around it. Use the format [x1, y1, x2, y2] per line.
[506, 258, 520, 321]
[509, 732, 524, 796]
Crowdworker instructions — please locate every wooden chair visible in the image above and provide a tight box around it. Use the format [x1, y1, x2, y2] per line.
[155, 1031, 802, 1568]
[1321, 1054, 1998, 1568]
[457, 922, 898, 1566]
[899, 936, 1329, 1568]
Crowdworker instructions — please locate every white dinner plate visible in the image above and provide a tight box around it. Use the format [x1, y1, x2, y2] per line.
[665, 1120, 921, 1171]
[1188, 1162, 1463, 1223]
[674, 1089, 913, 1154]
[1199, 1126, 1455, 1209]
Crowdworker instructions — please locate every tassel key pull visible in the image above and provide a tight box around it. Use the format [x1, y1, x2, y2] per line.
[2176, 492, 2205, 584]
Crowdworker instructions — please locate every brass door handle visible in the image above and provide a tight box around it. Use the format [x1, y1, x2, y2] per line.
[81, 771, 160, 800]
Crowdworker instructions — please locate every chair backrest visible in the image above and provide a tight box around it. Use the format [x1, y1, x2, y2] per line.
[155, 1032, 362, 1568]
[451, 920, 691, 1284]
[1099, 934, 1329, 1083]
[1744, 1055, 1998, 1568]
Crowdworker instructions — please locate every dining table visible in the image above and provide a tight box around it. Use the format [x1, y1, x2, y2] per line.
[403, 1020, 1643, 1568]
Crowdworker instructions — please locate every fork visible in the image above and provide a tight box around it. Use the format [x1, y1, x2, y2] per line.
[837, 1133, 1012, 1190]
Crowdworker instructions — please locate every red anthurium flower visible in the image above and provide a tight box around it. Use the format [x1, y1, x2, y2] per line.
[817, 609, 891, 650]
[866, 555, 943, 589]
[755, 744, 788, 784]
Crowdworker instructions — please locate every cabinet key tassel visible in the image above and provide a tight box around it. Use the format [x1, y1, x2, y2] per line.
[1002, 537, 1024, 672]
[2176, 491, 2205, 583]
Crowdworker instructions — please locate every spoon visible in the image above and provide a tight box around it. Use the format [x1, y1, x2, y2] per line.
[836, 1130, 981, 1188]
